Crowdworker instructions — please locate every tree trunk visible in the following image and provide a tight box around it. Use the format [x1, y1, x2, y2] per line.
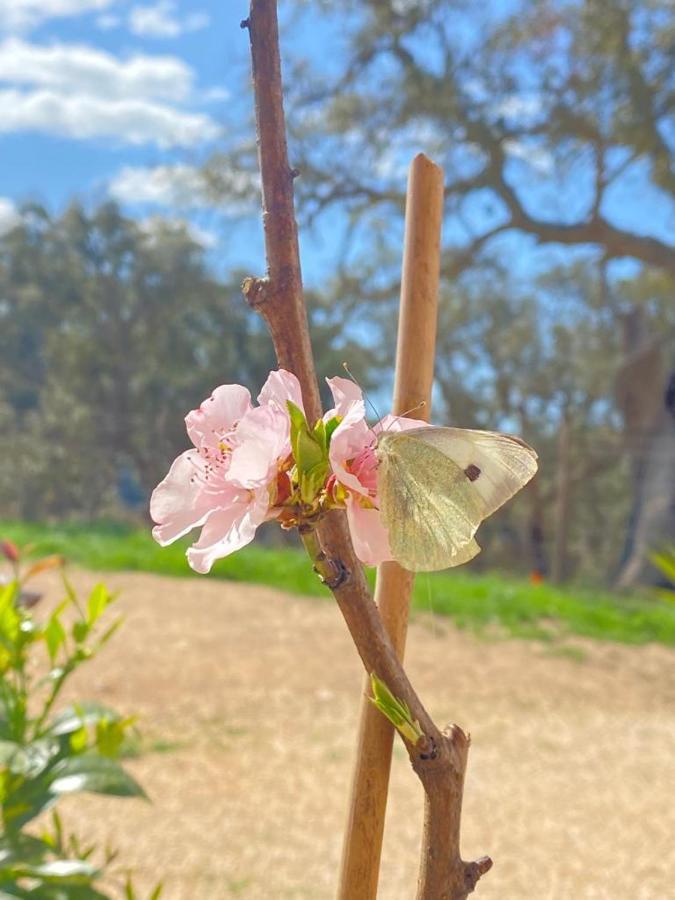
[551, 412, 572, 584]
[615, 366, 675, 588]
[614, 306, 675, 587]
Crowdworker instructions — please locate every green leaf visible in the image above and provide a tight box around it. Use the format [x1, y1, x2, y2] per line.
[69, 727, 88, 754]
[86, 585, 111, 628]
[95, 717, 134, 759]
[287, 401, 328, 502]
[17, 858, 99, 883]
[48, 754, 147, 800]
[72, 622, 89, 644]
[47, 703, 121, 738]
[1, 739, 58, 777]
[324, 415, 341, 445]
[0, 584, 21, 656]
[650, 548, 675, 589]
[369, 673, 424, 745]
[43, 618, 66, 664]
[0, 833, 51, 868]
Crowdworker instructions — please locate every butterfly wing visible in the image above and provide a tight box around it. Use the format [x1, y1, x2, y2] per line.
[376, 428, 538, 572]
[377, 433, 484, 572]
[401, 427, 538, 517]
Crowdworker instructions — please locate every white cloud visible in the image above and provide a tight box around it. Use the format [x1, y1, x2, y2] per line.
[109, 164, 259, 211]
[0, 198, 20, 235]
[0, 38, 193, 101]
[0, 89, 219, 147]
[0, 39, 220, 147]
[109, 164, 210, 207]
[129, 1, 209, 38]
[141, 215, 217, 249]
[0, 0, 114, 32]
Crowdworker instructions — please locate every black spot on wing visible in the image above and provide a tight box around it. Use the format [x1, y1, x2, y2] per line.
[464, 464, 481, 482]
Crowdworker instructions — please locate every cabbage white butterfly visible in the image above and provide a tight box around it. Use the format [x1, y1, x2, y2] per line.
[376, 427, 538, 572]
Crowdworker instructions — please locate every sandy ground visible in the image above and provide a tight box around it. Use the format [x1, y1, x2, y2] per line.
[34, 569, 675, 899]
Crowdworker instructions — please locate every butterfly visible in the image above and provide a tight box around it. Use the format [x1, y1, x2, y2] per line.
[375, 427, 538, 572]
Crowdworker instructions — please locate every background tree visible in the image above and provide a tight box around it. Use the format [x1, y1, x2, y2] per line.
[207, 0, 674, 584]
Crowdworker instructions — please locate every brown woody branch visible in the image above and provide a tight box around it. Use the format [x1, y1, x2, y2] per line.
[242, 1, 490, 897]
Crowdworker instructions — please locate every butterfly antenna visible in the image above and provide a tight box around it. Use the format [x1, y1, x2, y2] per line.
[399, 400, 426, 419]
[342, 362, 383, 424]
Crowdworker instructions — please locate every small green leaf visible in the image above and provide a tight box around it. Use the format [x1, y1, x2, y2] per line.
[369, 673, 424, 745]
[287, 401, 327, 479]
[69, 726, 88, 754]
[324, 415, 341, 445]
[650, 548, 675, 589]
[44, 617, 66, 663]
[86, 584, 111, 627]
[47, 703, 121, 738]
[95, 717, 135, 759]
[72, 621, 89, 643]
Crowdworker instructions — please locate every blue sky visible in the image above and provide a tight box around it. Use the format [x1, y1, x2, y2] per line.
[0, 0, 672, 294]
[0, 0, 268, 266]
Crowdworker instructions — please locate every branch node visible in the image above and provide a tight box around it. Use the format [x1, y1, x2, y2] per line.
[318, 555, 349, 590]
[464, 856, 493, 893]
[242, 275, 271, 310]
[240, 17, 250, 29]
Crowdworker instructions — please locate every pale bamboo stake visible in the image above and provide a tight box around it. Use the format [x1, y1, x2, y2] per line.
[338, 153, 444, 900]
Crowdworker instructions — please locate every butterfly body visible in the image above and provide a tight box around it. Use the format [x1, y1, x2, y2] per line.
[375, 427, 538, 572]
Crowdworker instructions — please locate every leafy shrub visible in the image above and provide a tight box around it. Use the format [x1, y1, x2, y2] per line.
[0, 540, 161, 898]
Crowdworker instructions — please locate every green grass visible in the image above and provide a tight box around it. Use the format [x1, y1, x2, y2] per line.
[3, 520, 675, 647]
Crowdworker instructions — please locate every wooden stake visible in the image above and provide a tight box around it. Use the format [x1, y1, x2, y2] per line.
[338, 153, 444, 900]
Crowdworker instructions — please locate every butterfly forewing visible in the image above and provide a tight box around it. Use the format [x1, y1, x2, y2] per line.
[400, 427, 538, 517]
[376, 427, 538, 572]
[377, 433, 485, 571]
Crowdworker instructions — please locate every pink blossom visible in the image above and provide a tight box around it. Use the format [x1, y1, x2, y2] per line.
[325, 377, 424, 566]
[151, 370, 302, 573]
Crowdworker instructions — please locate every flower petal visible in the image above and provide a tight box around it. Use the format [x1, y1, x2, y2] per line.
[329, 402, 375, 496]
[186, 490, 269, 573]
[346, 497, 393, 567]
[150, 450, 230, 545]
[258, 368, 304, 414]
[227, 405, 290, 488]
[326, 376, 365, 419]
[185, 384, 252, 450]
[375, 414, 429, 434]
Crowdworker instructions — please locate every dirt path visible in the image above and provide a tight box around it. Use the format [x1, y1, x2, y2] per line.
[40, 569, 674, 899]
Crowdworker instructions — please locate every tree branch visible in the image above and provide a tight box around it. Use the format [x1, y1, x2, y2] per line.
[242, 2, 491, 897]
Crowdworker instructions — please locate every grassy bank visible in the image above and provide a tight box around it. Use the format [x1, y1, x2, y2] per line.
[2, 520, 674, 647]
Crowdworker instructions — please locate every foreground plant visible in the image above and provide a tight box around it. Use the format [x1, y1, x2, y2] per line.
[0, 542, 160, 899]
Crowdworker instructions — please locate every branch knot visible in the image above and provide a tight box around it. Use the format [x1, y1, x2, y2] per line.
[242, 275, 272, 310]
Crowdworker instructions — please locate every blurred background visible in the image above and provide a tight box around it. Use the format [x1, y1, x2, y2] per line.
[1, 0, 673, 590]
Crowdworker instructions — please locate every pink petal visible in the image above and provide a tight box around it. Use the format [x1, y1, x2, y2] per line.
[186, 490, 269, 574]
[375, 413, 430, 434]
[326, 376, 365, 418]
[346, 497, 393, 567]
[150, 450, 233, 545]
[186, 384, 252, 450]
[227, 405, 290, 488]
[329, 403, 375, 497]
[258, 368, 304, 413]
